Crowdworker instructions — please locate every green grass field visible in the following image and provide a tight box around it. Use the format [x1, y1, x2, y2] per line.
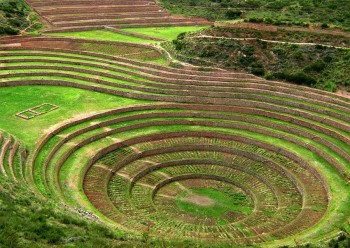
[123, 26, 209, 40]
[46, 30, 156, 43]
[47, 26, 209, 43]
[0, 86, 148, 145]
[176, 188, 253, 224]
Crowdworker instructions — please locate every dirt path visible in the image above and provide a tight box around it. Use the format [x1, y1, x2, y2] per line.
[191, 35, 350, 50]
[336, 90, 350, 99]
[215, 22, 350, 38]
[155, 43, 228, 71]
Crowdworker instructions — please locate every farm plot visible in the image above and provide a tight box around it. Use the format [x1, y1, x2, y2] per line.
[24, 0, 211, 32]
[0, 36, 167, 64]
[0, 130, 27, 182]
[28, 102, 350, 245]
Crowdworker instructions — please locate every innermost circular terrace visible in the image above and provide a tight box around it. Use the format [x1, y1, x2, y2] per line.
[180, 193, 215, 207]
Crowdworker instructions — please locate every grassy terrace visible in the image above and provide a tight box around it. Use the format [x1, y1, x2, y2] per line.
[28, 102, 349, 246]
[0, 24, 350, 247]
[122, 26, 210, 40]
[47, 30, 158, 43]
[46, 26, 209, 43]
[1, 51, 349, 130]
[53, 125, 347, 244]
[0, 86, 147, 145]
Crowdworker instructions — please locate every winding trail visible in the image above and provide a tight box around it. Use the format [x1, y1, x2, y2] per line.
[191, 35, 350, 50]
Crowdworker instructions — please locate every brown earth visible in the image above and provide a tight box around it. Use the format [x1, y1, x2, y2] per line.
[181, 193, 215, 207]
[24, 0, 211, 32]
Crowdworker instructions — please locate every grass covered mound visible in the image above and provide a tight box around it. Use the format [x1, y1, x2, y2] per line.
[167, 27, 350, 92]
[159, 0, 350, 30]
[0, 0, 42, 36]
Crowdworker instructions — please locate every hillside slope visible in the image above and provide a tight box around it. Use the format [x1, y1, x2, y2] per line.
[0, 0, 42, 36]
[166, 26, 350, 92]
[159, 0, 350, 31]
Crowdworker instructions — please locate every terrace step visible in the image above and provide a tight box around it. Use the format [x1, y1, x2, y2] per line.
[0, 131, 26, 182]
[0, 38, 349, 245]
[24, 0, 212, 30]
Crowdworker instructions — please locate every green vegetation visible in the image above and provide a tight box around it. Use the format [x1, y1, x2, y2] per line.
[0, 29, 349, 248]
[31, 101, 350, 246]
[201, 27, 350, 47]
[0, 0, 42, 36]
[176, 188, 253, 224]
[159, 0, 245, 21]
[0, 176, 238, 247]
[45, 31, 169, 64]
[4, 167, 348, 248]
[123, 26, 209, 40]
[47, 30, 157, 43]
[0, 177, 138, 247]
[167, 27, 350, 92]
[159, 0, 350, 30]
[0, 86, 147, 145]
[1, 1, 350, 247]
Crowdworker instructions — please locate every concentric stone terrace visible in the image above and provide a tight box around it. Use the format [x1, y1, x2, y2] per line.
[27, 101, 348, 244]
[0, 130, 27, 182]
[24, 0, 211, 32]
[1, 37, 349, 245]
[91, 133, 328, 242]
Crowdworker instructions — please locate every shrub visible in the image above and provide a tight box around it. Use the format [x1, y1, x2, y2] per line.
[272, 72, 317, 86]
[225, 9, 242, 20]
[0, 25, 20, 35]
[177, 32, 186, 40]
[248, 17, 264, 23]
[198, 67, 214, 72]
[318, 81, 337, 92]
[304, 60, 327, 72]
[169, 61, 184, 68]
[323, 56, 334, 63]
[251, 66, 266, 76]
[321, 23, 330, 29]
[172, 39, 184, 50]
[315, 44, 326, 50]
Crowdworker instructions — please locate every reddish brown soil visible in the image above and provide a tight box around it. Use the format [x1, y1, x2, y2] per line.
[337, 90, 350, 99]
[181, 194, 215, 206]
[24, 0, 211, 31]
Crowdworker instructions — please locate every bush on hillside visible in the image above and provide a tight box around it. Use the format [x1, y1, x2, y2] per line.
[0, 25, 20, 35]
[269, 72, 317, 86]
[0, 0, 42, 36]
[225, 10, 242, 20]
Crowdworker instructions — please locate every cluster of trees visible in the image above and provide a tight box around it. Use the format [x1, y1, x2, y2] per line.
[0, 0, 42, 36]
[170, 30, 350, 92]
[159, 0, 350, 30]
